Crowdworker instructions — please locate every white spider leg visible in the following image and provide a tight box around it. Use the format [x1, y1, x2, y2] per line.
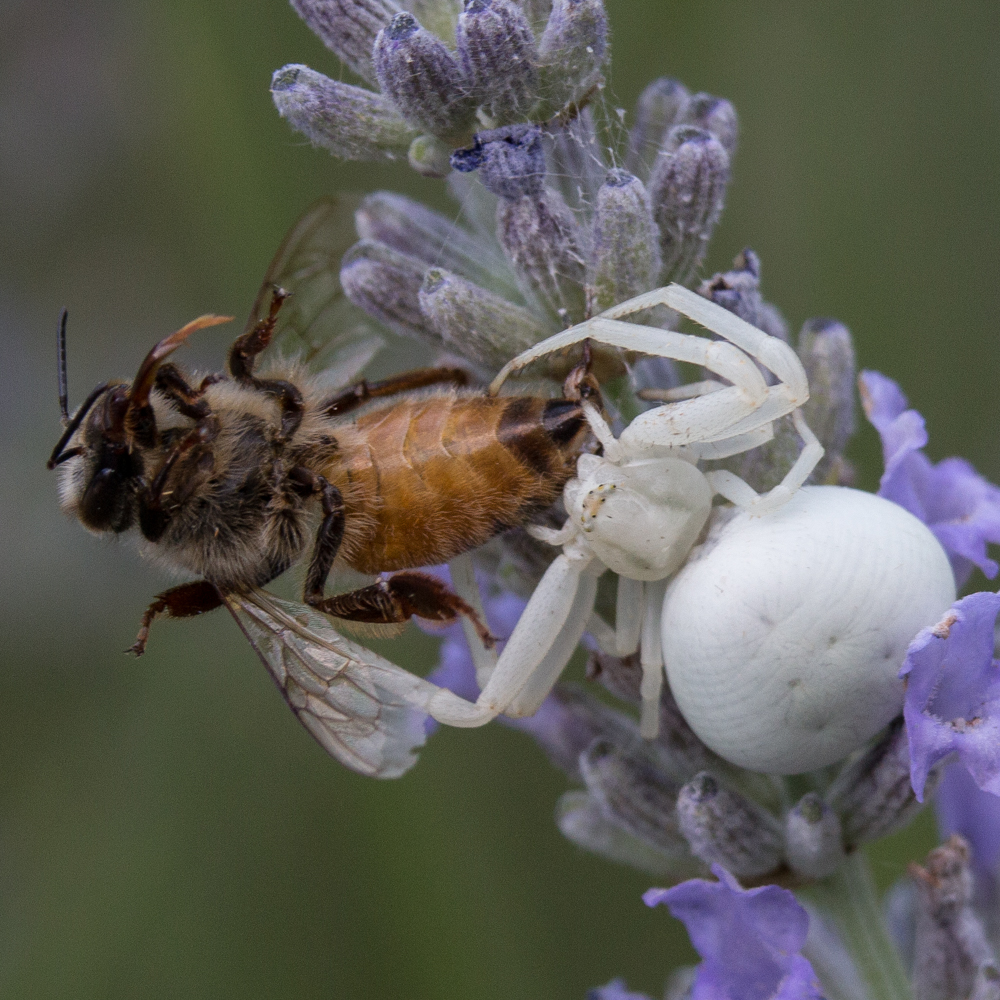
[447, 553, 497, 688]
[468, 537, 599, 720]
[683, 424, 773, 461]
[603, 285, 809, 404]
[639, 578, 669, 738]
[704, 410, 824, 515]
[638, 379, 727, 403]
[491, 317, 768, 406]
[615, 576, 644, 655]
[586, 611, 618, 656]
[505, 567, 601, 717]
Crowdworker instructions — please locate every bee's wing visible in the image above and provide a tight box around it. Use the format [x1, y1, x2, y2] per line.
[225, 588, 442, 779]
[246, 195, 383, 378]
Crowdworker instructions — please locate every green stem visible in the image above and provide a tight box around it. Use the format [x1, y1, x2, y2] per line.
[801, 851, 912, 1000]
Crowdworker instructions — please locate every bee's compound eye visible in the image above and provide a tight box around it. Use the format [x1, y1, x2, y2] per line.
[79, 467, 135, 532]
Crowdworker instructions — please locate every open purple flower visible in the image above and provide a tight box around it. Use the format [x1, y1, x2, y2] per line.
[937, 762, 1000, 884]
[644, 865, 823, 999]
[859, 370, 1000, 586]
[900, 591, 1000, 801]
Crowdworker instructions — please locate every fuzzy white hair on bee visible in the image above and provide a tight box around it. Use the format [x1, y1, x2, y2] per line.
[426, 284, 957, 776]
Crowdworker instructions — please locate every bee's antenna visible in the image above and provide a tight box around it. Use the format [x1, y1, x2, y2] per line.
[57, 308, 69, 426]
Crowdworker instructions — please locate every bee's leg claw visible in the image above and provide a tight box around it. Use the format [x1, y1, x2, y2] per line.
[309, 571, 493, 647]
[128, 580, 223, 656]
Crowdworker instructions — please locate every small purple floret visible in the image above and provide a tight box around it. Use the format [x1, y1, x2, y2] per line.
[900, 591, 1000, 802]
[587, 980, 653, 1000]
[645, 865, 823, 1000]
[937, 762, 1000, 881]
[860, 370, 1000, 586]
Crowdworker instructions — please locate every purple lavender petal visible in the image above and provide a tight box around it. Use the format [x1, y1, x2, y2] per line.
[937, 762, 1000, 874]
[900, 591, 1000, 801]
[645, 865, 823, 1000]
[860, 370, 1000, 585]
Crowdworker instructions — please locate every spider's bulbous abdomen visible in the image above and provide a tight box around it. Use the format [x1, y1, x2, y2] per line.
[662, 485, 957, 774]
[565, 454, 712, 581]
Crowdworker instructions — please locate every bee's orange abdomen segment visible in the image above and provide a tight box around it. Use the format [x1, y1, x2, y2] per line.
[329, 392, 587, 574]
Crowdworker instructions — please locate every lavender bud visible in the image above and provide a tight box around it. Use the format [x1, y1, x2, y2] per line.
[373, 12, 475, 139]
[517, 685, 641, 780]
[419, 267, 550, 371]
[798, 317, 857, 479]
[340, 240, 432, 341]
[356, 191, 515, 296]
[450, 124, 546, 199]
[579, 740, 687, 854]
[556, 790, 695, 876]
[586, 652, 721, 783]
[271, 65, 416, 160]
[537, 0, 608, 112]
[827, 717, 941, 849]
[784, 792, 844, 879]
[587, 169, 661, 314]
[457, 0, 539, 126]
[699, 249, 764, 327]
[972, 966, 1000, 1000]
[649, 125, 730, 285]
[911, 836, 997, 1000]
[756, 300, 790, 342]
[518, 0, 553, 31]
[407, 134, 452, 177]
[497, 189, 588, 322]
[684, 92, 739, 158]
[676, 772, 784, 879]
[625, 78, 690, 178]
[289, 0, 398, 86]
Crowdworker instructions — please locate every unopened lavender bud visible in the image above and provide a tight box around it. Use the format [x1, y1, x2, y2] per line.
[271, 65, 416, 160]
[684, 93, 739, 157]
[419, 267, 548, 370]
[650, 126, 730, 285]
[828, 718, 941, 849]
[699, 249, 763, 325]
[518, 685, 640, 780]
[586, 652, 725, 783]
[497, 189, 588, 322]
[626, 78, 690, 178]
[289, 0, 398, 86]
[537, 0, 608, 111]
[676, 771, 783, 879]
[972, 966, 1000, 1000]
[450, 124, 546, 199]
[911, 836, 996, 1000]
[556, 790, 694, 876]
[373, 12, 476, 139]
[356, 191, 513, 294]
[784, 792, 844, 879]
[340, 240, 432, 341]
[579, 739, 686, 854]
[408, 134, 452, 177]
[457, 0, 539, 125]
[587, 169, 661, 314]
[798, 317, 857, 472]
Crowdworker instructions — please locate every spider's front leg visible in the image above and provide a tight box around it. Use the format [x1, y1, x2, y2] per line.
[426, 531, 604, 727]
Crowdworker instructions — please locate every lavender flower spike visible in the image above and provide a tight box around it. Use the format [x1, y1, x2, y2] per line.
[860, 369, 1000, 586]
[900, 591, 1000, 802]
[645, 866, 824, 1000]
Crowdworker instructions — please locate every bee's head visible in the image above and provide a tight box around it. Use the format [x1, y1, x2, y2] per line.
[48, 311, 231, 535]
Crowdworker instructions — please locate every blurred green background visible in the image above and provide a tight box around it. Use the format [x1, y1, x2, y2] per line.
[3, 0, 1000, 996]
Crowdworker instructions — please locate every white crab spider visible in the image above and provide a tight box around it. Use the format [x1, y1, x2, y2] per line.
[425, 284, 825, 738]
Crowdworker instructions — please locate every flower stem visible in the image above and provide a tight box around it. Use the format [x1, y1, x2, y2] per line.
[801, 851, 912, 1000]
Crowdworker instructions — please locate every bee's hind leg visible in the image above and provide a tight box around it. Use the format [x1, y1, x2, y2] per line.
[313, 573, 495, 649]
[128, 581, 223, 655]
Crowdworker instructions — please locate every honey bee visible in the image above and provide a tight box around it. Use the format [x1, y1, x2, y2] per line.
[49, 197, 598, 776]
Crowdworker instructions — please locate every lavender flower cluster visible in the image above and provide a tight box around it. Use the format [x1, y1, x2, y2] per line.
[270, 1, 1000, 996]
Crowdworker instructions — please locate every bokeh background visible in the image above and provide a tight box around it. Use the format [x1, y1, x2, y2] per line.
[3, 1, 1000, 996]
